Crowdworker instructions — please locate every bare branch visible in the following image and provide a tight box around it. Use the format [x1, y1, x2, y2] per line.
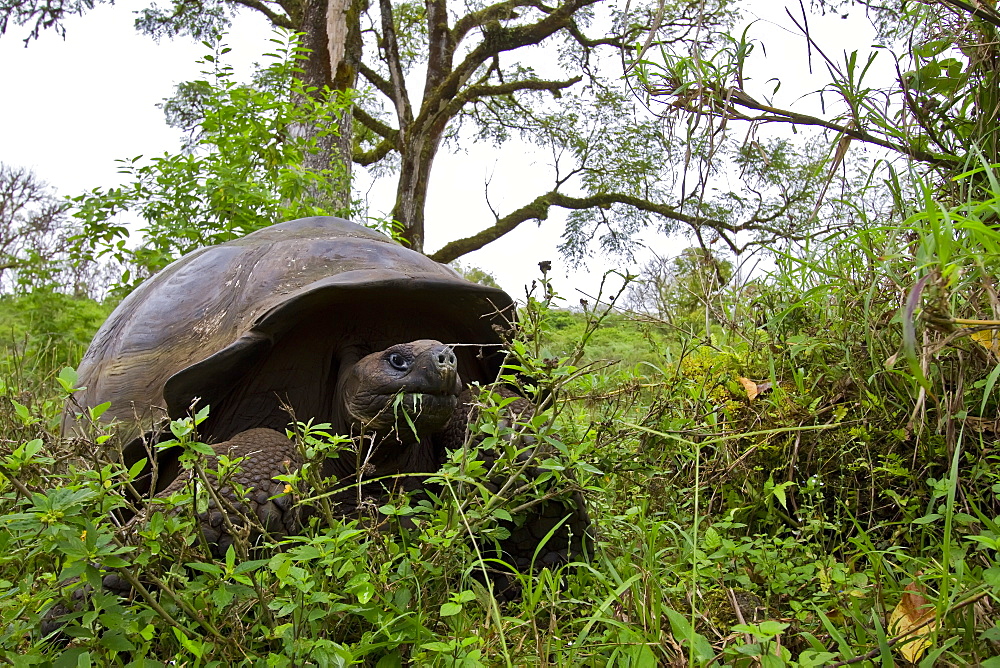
[377, 0, 413, 131]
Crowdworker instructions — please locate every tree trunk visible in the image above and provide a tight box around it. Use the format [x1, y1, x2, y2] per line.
[392, 132, 441, 253]
[294, 0, 363, 214]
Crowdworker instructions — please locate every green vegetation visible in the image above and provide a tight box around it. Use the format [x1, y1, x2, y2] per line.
[4, 0, 1000, 665]
[72, 34, 354, 291]
[5, 220, 1000, 663]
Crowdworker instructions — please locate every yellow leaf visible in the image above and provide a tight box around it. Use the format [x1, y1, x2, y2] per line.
[888, 581, 936, 663]
[737, 377, 773, 401]
[970, 328, 1000, 354]
[738, 377, 759, 400]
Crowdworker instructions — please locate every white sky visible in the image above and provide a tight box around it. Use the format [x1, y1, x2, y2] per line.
[0, 2, 884, 300]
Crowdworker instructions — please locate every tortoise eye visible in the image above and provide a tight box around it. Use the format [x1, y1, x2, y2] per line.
[387, 352, 410, 371]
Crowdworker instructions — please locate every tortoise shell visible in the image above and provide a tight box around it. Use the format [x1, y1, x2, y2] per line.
[64, 217, 514, 446]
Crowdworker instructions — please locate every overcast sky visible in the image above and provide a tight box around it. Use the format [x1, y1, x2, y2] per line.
[0, 2, 881, 300]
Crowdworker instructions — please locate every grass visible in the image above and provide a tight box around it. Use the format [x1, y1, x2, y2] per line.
[3, 184, 1000, 665]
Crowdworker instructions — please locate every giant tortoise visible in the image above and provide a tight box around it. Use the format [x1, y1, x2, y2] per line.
[62, 216, 590, 569]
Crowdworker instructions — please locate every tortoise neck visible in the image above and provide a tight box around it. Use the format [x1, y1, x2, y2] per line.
[323, 432, 441, 488]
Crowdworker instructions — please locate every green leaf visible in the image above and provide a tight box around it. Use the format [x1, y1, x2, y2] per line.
[664, 607, 715, 662]
[171, 627, 204, 658]
[194, 404, 211, 424]
[10, 400, 34, 425]
[188, 441, 216, 456]
[57, 366, 81, 393]
[375, 652, 403, 668]
[440, 602, 462, 617]
[99, 629, 136, 652]
[768, 479, 796, 511]
[127, 459, 148, 482]
[186, 561, 224, 576]
[492, 508, 512, 522]
[88, 401, 112, 421]
[757, 620, 790, 636]
[170, 419, 193, 439]
[354, 582, 374, 604]
[797, 651, 840, 668]
[234, 558, 270, 574]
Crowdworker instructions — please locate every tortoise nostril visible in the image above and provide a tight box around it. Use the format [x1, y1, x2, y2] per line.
[435, 348, 456, 367]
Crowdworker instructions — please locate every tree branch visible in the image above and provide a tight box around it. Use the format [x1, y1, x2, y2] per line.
[229, 0, 294, 29]
[352, 105, 398, 141]
[459, 75, 582, 103]
[937, 0, 1000, 29]
[358, 62, 395, 100]
[451, 0, 536, 46]
[417, 0, 597, 135]
[565, 19, 631, 49]
[429, 190, 723, 263]
[425, 0, 453, 94]
[450, 0, 597, 88]
[660, 85, 961, 167]
[353, 138, 395, 165]
[378, 0, 413, 132]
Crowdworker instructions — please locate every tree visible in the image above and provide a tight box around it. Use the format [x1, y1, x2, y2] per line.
[633, 1, 1000, 209]
[1, 0, 361, 214]
[0, 163, 103, 295]
[625, 247, 733, 329]
[13, 0, 821, 266]
[449, 260, 500, 288]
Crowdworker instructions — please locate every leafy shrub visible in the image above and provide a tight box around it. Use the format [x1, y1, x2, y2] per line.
[72, 32, 355, 292]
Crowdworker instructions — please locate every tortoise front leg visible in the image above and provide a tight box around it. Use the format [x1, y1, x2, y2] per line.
[156, 428, 303, 556]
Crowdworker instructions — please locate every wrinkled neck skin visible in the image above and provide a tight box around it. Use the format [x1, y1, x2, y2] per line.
[323, 389, 445, 517]
[322, 431, 441, 490]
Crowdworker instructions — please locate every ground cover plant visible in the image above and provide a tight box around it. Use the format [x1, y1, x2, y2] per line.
[5, 1, 1000, 665]
[3, 204, 1000, 665]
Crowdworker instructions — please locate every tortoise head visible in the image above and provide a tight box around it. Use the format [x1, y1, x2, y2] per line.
[339, 340, 462, 442]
